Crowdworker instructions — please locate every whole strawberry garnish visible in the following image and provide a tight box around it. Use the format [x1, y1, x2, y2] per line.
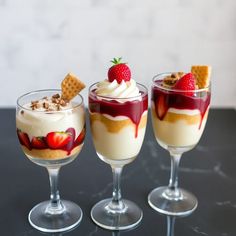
[17, 129, 31, 150]
[31, 137, 47, 149]
[108, 57, 131, 84]
[173, 73, 196, 96]
[46, 131, 72, 149]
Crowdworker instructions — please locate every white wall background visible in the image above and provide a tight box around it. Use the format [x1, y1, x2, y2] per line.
[0, 0, 235, 108]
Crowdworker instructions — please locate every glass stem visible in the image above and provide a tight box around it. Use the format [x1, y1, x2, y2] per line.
[46, 167, 64, 214]
[108, 166, 126, 213]
[166, 152, 182, 199]
[112, 232, 120, 236]
[167, 216, 175, 236]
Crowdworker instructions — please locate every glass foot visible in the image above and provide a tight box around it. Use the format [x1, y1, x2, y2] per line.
[148, 186, 198, 216]
[28, 200, 83, 233]
[91, 199, 143, 230]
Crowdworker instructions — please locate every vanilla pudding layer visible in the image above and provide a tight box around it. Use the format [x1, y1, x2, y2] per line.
[16, 106, 84, 140]
[90, 111, 147, 160]
[152, 104, 209, 147]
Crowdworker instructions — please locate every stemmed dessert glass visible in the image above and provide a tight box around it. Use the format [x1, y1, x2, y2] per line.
[148, 73, 211, 216]
[16, 89, 85, 232]
[89, 83, 148, 230]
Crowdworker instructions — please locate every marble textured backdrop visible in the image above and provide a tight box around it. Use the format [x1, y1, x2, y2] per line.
[0, 0, 235, 107]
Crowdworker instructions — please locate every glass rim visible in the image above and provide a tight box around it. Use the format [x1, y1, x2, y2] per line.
[152, 72, 211, 93]
[89, 81, 148, 100]
[17, 89, 84, 113]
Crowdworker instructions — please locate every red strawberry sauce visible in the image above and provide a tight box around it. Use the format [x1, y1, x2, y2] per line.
[89, 90, 148, 138]
[152, 81, 211, 129]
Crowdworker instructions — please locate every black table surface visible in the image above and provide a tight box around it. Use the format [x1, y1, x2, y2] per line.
[0, 108, 235, 236]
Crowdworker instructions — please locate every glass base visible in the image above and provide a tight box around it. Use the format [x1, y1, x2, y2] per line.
[91, 199, 143, 230]
[148, 187, 198, 216]
[28, 200, 83, 233]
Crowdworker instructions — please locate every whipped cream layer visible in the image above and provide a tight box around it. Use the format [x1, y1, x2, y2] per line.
[16, 105, 84, 140]
[95, 79, 141, 102]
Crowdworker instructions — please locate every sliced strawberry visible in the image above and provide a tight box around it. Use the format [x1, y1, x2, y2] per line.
[74, 128, 85, 146]
[46, 131, 72, 149]
[173, 73, 196, 96]
[156, 95, 168, 120]
[31, 137, 47, 149]
[17, 129, 31, 150]
[65, 128, 76, 152]
[66, 128, 75, 139]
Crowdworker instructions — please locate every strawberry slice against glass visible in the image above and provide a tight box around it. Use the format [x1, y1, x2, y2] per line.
[74, 128, 85, 146]
[46, 132, 72, 149]
[17, 129, 31, 150]
[65, 128, 76, 152]
[31, 137, 47, 149]
[156, 95, 168, 120]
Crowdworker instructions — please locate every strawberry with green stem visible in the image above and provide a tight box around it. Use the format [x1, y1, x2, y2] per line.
[108, 57, 131, 84]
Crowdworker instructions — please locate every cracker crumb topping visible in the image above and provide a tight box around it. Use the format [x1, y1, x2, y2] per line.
[162, 72, 185, 88]
[29, 93, 69, 111]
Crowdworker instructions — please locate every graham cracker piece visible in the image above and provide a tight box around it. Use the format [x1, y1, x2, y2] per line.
[61, 73, 85, 101]
[191, 65, 211, 89]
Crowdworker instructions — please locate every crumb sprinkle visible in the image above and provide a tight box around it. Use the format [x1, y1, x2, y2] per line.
[162, 72, 185, 88]
[29, 93, 69, 111]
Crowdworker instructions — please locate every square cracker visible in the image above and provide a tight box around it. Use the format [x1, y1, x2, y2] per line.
[61, 73, 85, 101]
[191, 65, 211, 89]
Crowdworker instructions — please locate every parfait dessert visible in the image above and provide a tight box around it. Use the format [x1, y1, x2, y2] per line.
[16, 73, 85, 232]
[149, 65, 211, 216]
[151, 68, 210, 151]
[89, 58, 148, 230]
[16, 92, 85, 166]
